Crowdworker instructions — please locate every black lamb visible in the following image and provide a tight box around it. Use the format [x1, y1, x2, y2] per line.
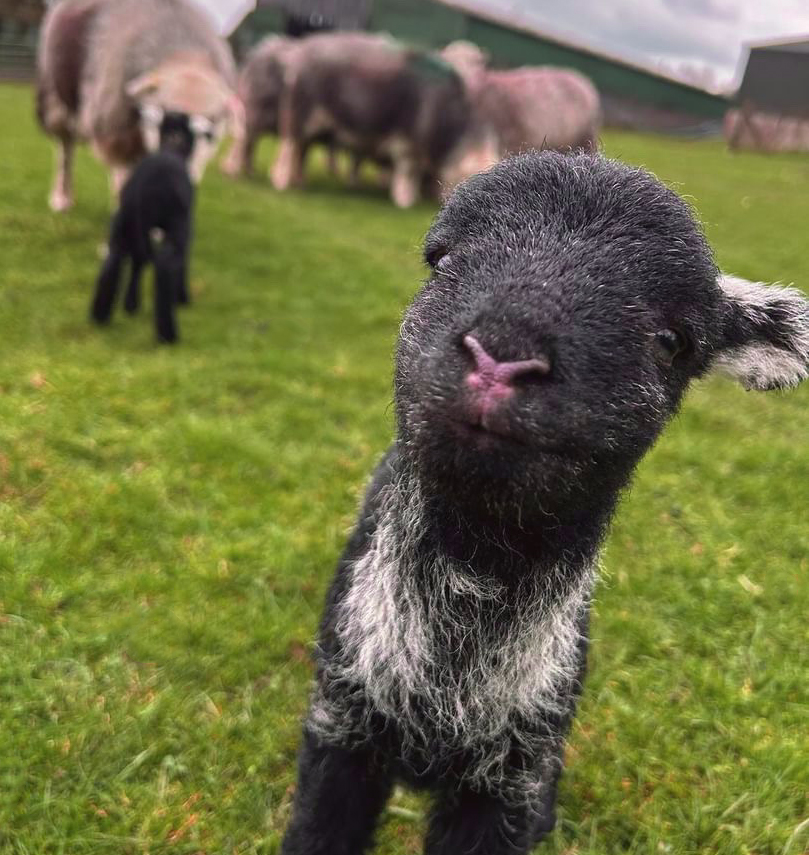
[90, 111, 195, 343]
[280, 151, 809, 855]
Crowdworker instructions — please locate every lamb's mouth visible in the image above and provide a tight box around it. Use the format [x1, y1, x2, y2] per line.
[449, 416, 523, 443]
[448, 417, 572, 457]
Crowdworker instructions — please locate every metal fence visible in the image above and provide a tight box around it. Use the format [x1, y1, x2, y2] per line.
[0, 36, 37, 81]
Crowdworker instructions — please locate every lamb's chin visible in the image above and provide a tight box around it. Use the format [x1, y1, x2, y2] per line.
[412, 438, 581, 514]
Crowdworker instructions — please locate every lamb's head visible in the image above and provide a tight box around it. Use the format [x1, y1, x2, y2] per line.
[395, 151, 808, 522]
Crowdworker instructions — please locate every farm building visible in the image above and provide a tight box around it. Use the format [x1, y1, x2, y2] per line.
[0, 0, 44, 80]
[233, 0, 729, 133]
[725, 37, 809, 152]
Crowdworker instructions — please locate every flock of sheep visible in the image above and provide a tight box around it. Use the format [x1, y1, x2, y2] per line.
[226, 31, 601, 207]
[36, 0, 601, 212]
[30, 2, 809, 853]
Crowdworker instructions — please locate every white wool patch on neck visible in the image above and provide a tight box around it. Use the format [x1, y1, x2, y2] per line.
[309, 473, 596, 799]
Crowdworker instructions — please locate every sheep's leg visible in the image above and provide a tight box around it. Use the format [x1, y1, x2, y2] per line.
[222, 127, 257, 177]
[347, 153, 363, 187]
[528, 745, 567, 844]
[375, 163, 391, 189]
[281, 732, 392, 855]
[390, 154, 419, 208]
[109, 166, 130, 205]
[153, 242, 182, 343]
[50, 135, 74, 212]
[168, 219, 192, 306]
[325, 141, 340, 178]
[425, 787, 539, 855]
[271, 136, 304, 190]
[91, 248, 126, 326]
[123, 256, 145, 314]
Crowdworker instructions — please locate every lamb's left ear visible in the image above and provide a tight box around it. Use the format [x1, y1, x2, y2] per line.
[712, 274, 809, 390]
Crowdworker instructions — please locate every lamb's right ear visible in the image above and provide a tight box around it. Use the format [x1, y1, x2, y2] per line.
[712, 274, 809, 391]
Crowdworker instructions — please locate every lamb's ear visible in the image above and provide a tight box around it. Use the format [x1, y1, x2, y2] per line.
[712, 274, 809, 390]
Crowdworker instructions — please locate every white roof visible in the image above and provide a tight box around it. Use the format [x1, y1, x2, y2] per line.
[189, 0, 257, 35]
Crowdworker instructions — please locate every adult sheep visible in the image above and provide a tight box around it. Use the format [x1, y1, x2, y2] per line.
[280, 151, 808, 854]
[442, 40, 601, 158]
[36, 0, 236, 211]
[270, 32, 498, 208]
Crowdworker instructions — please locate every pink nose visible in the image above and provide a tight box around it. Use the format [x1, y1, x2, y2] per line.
[463, 334, 550, 424]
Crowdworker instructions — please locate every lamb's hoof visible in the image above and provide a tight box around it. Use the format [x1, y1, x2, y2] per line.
[123, 301, 139, 315]
[49, 191, 73, 212]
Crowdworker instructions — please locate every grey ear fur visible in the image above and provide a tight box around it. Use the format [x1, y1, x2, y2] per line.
[713, 273, 809, 391]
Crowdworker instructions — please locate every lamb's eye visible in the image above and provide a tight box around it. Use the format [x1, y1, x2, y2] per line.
[434, 254, 453, 274]
[653, 328, 688, 365]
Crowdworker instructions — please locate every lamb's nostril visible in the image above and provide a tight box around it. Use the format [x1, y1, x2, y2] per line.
[462, 334, 551, 386]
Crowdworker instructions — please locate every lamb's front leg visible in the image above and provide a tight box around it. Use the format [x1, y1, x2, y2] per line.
[281, 730, 393, 855]
[123, 257, 145, 314]
[425, 786, 548, 855]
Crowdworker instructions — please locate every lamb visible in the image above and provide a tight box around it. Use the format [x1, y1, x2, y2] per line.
[280, 151, 809, 854]
[90, 111, 195, 344]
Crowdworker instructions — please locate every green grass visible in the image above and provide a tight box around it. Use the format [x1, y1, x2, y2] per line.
[0, 81, 807, 854]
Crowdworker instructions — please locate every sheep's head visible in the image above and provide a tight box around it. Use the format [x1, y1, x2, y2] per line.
[127, 59, 233, 182]
[395, 152, 808, 522]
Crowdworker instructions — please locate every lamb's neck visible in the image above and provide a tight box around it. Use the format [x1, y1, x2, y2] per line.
[389, 463, 608, 591]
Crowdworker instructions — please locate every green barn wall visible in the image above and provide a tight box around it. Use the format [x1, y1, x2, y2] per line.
[230, 6, 285, 58]
[369, 0, 467, 44]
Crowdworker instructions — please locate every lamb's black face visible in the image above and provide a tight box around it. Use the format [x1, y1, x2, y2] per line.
[396, 152, 727, 519]
[159, 112, 196, 161]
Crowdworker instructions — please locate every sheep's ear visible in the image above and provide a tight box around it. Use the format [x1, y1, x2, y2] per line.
[712, 274, 809, 390]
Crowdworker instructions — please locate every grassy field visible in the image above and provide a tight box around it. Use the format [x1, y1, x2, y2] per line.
[0, 81, 807, 854]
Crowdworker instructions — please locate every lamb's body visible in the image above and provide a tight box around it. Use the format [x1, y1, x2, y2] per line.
[91, 148, 193, 343]
[316, 448, 593, 792]
[281, 152, 809, 854]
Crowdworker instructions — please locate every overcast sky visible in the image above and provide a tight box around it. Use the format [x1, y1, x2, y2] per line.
[468, 0, 809, 90]
[191, 0, 809, 91]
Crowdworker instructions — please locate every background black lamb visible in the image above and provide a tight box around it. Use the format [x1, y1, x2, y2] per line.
[90, 110, 196, 344]
[280, 151, 809, 855]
